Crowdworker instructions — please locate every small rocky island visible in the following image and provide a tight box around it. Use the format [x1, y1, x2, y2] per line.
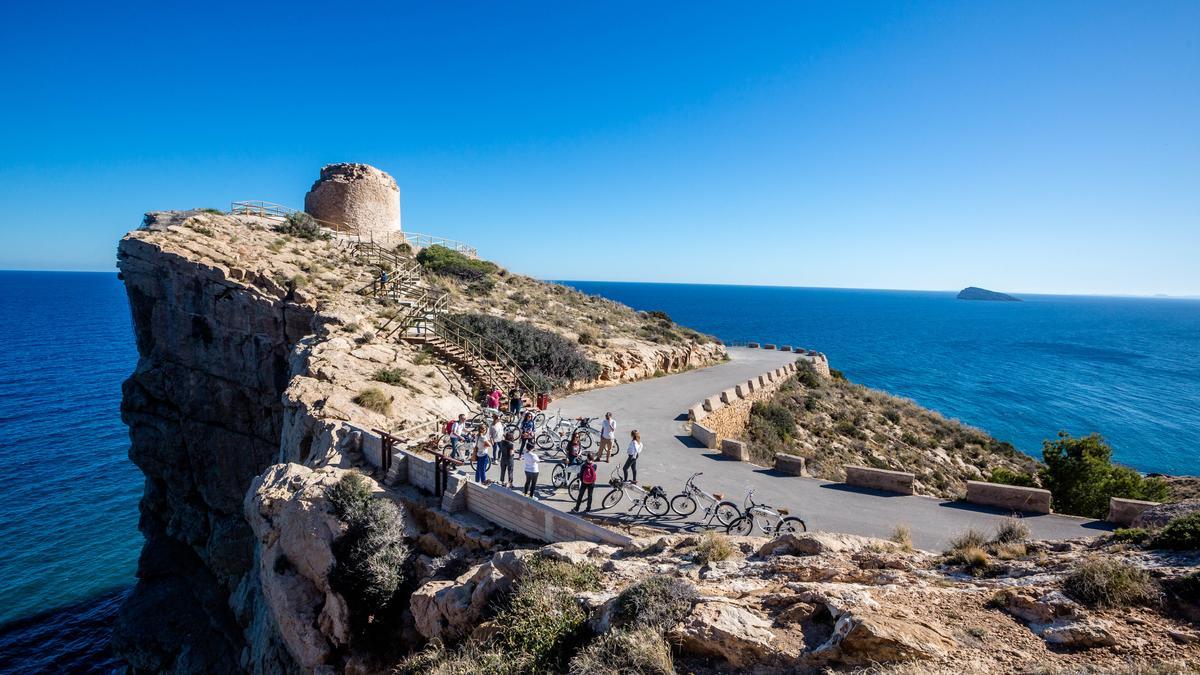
[957, 286, 1022, 302]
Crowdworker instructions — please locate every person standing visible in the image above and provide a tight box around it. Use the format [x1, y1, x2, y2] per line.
[486, 386, 502, 412]
[508, 387, 523, 419]
[571, 453, 598, 513]
[522, 446, 540, 500]
[623, 430, 642, 483]
[448, 413, 468, 459]
[599, 412, 616, 462]
[489, 415, 505, 460]
[497, 430, 517, 488]
[474, 427, 492, 483]
[519, 411, 536, 453]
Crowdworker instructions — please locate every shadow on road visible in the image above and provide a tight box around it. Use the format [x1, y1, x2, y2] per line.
[937, 500, 1113, 530]
[819, 482, 910, 498]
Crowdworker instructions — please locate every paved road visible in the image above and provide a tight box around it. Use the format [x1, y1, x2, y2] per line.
[530, 347, 1109, 551]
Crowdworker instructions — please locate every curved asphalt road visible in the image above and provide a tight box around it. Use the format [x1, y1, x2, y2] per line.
[535, 347, 1109, 551]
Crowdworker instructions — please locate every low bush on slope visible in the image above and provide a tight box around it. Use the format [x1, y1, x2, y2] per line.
[449, 312, 600, 390]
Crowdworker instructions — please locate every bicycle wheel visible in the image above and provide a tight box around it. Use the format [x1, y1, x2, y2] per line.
[551, 464, 567, 488]
[645, 494, 670, 517]
[601, 488, 623, 510]
[533, 412, 546, 427]
[578, 433, 594, 450]
[726, 515, 754, 536]
[535, 432, 554, 451]
[777, 517, 807, 534]
[671, 494, 698, 516]
[714, 501, 741, 526]
[567, 478, 581, 501]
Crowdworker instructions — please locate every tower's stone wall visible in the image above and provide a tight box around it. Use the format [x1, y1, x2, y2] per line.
[303, 163, 401, 239]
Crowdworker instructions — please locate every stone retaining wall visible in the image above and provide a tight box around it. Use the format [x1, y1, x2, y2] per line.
[1107, 497, 1161, 526]
[844, 465, 915, 495]
[965, 481, 1051, 514]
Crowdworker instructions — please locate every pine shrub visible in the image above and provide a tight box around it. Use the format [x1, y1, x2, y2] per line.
[613, 577, 697, 631]
[1150, 513, 1200, 550]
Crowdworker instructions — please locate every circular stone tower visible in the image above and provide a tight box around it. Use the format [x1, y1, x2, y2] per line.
[303, 163, 401, 239]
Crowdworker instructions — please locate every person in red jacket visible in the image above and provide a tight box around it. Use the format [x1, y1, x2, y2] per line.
[571, 453, 598, 513]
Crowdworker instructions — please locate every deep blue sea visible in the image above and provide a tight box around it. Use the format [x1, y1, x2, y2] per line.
[2, 272, 1198, 671]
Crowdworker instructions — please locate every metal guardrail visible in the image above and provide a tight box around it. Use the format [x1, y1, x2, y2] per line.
[229, 200, 478, 258]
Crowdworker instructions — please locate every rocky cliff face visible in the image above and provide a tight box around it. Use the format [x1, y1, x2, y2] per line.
[114, 228, 317, 672]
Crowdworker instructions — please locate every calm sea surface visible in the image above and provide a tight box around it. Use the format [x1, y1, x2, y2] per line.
[1, 272, 1198, 669]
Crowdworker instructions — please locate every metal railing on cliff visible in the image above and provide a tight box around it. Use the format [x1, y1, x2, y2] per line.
[229, 200, 478, 258]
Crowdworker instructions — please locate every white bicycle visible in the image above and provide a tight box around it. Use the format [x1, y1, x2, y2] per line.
[601, 474, 670, 516]
[670, 472, 742, 526]
[724, 489, 806, 536]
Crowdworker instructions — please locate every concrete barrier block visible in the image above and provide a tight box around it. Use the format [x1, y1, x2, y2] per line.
[747, 342, 760, 348]
[692, 422, 718, 449]
[966, 481, 1051, 514]
[764, 344, 777, 350]
[1107, 497, 1161, 526]
[721, 438, 748, 461]
[781, 345, 793, 352]
[844, 465, 915, 495]
[735, 383, 750, 398]
[775, 453, 806, 476]
[758, 374, 769, 387]
[745, 379, 757, 392]
[719, 388, 736, 404]
[702, 395, 723, 413]
[689, 404, 707, 422]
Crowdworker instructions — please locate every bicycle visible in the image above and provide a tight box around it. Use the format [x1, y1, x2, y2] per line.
[670, 472, 741, 526]
[600, 473, 670, 517]
[724, 489, 806, 536]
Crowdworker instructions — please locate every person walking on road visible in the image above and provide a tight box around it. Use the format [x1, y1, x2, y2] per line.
[473, 428, 492, 483]
[623, 430, 642, 483]
[598, 412, 616, 462]
[522, 446, 540, 499]
[571, 453, 598, 513]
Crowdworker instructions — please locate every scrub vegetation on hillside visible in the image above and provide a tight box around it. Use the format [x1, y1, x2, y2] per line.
[744, 360, 1039, 498]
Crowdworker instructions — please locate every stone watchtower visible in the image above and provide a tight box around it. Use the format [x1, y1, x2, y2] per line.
[303, 163, 401, 240]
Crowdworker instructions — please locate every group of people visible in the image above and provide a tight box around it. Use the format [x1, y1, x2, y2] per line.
[444, 407, 644, 513]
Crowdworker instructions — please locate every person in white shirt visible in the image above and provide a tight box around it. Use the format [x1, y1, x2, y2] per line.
[522, 447, 540, 499]
[448, 414, 468, 459]
[489, 415, 505, 460]
[599, 412, 616, 462]
[623, 430, 642, 483]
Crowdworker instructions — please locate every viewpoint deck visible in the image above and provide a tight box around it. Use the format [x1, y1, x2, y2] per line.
[536, 347, 1103, 551]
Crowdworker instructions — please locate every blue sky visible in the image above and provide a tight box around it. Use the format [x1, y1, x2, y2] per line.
[1, 1, 1196, 295]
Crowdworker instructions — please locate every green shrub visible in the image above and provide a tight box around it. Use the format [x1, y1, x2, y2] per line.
[328, 474, 410, 627]
[1063, 558, 1158, 608]
[693, 532, 734, 565]
[353, 387, 392, 415]
[448, 313, 600, 389]
[613, 577, 697, 631]
[1039, 432, 1169, 518]
[1150, 513, 1200, 550]
[643, 310, 672, 323]
[567, 627, 674, 675]
[988, 467, 1039, 488]
[489, 555, 599, 671]
[1111, 527, 1153, 546]
[373, 367, 410, 386]
[197, 207, 224, 214]
[395, 641, 521, 675]
[417, 244, 499, 281]
[992, 517, 1030, 544]
[750, 401, 793, 440]
[275, 212, 329, 241]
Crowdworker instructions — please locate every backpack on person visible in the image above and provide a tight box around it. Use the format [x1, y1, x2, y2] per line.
[444, 420, 456, 435]
[580, 462, 597, 484]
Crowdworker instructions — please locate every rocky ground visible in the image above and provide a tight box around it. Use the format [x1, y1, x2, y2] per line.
[398, 529, 1200, 674]
[742, 364, 1041, 499]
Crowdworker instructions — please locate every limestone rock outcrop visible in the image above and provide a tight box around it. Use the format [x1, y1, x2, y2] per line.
[304, 163, 401, 240]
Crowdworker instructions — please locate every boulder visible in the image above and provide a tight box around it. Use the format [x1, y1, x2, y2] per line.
[670, 600, 777, 668]
[410, 560, 515, 640]
[1037, 618, 1118, 648]
[832, 612, 958, 664]
[994, 589, 1080, 624]
[539, 541, 618, 566]
[757, 532, 895, 558]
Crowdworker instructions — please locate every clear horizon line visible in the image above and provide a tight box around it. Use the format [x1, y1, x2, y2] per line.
[2, 267, 1197, 300]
